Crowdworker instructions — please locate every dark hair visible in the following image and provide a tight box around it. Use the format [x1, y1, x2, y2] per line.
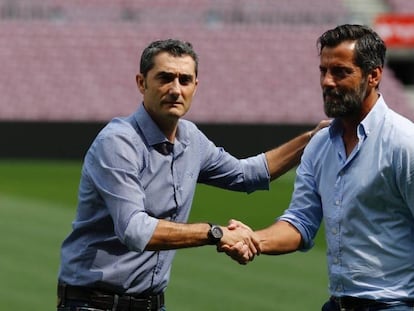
[317, 24, 386, 75]
[140, 39, 199, 77]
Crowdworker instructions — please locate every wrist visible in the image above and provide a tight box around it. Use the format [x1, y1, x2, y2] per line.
[207, 223, 223, 245]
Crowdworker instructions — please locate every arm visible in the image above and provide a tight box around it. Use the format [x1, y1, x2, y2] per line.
[221, 220, 302, 264]
[146, 220, 261, 259]
[146, 221, 211, 250]
[265, 119, 330, 180]
[222, 128, 326, 263]
[256, 220, 302, 255]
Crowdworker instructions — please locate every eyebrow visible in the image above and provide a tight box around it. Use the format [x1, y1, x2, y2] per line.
[155, 71, 194, 80]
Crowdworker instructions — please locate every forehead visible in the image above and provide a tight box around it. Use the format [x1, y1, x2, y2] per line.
[320, 41, 356, 67]
[151, 52, 196, 76]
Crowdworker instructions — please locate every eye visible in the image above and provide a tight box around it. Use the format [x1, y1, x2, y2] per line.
[331, 66, 354, 80]
[331, 68, 346, 78]
[179, 75, 193, 85]
[157, 73, 175, 83]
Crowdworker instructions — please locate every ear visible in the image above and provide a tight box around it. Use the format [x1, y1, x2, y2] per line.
[368, 67, 382, 88]
[136, 74, 146, 94]
[192, 78, 199, 97]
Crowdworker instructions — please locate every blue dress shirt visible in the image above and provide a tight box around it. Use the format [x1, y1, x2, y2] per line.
[280, 95, 414, 300]
[58, 104, 270, 295]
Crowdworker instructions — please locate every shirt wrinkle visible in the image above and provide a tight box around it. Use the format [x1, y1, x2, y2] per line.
[59, 103, 270, 294]
[279, 95, 414, 300]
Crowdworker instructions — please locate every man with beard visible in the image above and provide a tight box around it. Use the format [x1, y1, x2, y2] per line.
[223, 24, 414, 310]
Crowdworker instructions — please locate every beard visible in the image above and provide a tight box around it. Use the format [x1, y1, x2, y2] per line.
[323, 78, 368, 118]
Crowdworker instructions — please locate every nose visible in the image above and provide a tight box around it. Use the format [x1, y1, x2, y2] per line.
[169, 78, 181, 96]
[321, 71, 335, 88]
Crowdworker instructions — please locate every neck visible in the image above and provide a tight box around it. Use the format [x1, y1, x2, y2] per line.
[359, 91, 379, 120]
[143, 105, 178, 142]
[157, 118, 178, 142]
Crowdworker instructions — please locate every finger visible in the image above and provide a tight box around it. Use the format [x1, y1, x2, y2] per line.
[227, 219, 242, 230]
[218, 242, 241, 253]
[244, 241, 257, 257]
[242, 244, 255, 262]
[220, 241, 243, 255]
[228, 219, 237, 226]
[243, 233, 260, 256]
[226, 242, 250, 263]
[228, 219, 253, 231]
[317, 119, 331, 131]
[250, 233, 262, 255]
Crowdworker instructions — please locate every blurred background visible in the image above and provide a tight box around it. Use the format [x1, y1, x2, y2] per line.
[0, 0, 413, 310]
[0, 0, 413, 158]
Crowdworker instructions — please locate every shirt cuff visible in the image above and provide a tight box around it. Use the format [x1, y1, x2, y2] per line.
[277, 215, 314, 251]
[242, 153, 270, 193]
[124, 213, 159, 252]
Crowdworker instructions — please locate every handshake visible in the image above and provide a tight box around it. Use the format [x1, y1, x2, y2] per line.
[215, 219, 262, 265]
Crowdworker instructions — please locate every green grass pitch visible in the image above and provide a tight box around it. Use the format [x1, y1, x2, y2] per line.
[0, 159, 328, 310]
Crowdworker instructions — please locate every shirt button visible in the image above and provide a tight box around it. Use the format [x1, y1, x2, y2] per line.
[333, 257, 339, 264]
[335, 200, 340, 205]
[331, 227, 337, 235]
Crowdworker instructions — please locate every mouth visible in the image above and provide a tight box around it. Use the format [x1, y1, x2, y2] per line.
[162, 100, 182, 106]
[323, 90, 340, 101]
[324, 94, 334, 101]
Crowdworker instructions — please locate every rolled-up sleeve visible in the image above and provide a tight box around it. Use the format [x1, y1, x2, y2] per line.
[85, 128, 158, 252]
[278, 141, 323, 251]
[197, 130, 270, 193]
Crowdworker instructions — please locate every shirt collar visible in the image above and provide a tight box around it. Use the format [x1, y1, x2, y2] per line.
[360, 94, 387, 137]
[132, 103, 191, 149]
[133, 103, 166, 147]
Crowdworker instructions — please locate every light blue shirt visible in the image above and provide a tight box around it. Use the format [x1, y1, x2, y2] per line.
[58, 104, 269, 295]
[280, 95, 414, 300]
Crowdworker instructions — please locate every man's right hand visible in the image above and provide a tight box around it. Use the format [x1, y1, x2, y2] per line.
[218, 219, 260, 265]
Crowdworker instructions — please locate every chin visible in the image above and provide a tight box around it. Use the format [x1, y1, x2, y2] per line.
[169, 106, 188, 116]
[165, 111, 185, 121]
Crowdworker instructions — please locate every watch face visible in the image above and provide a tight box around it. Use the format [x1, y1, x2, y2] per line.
[208, 224, 223, 244]
[211, 226, 223, 239]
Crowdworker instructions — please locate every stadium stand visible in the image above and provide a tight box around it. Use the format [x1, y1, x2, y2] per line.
[0, 0, 413, 124]
[387, 0, 414, 12]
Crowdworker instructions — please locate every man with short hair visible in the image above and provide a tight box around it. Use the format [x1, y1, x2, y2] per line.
[57, 38, 327, 311]
[225, 24, 414, 310]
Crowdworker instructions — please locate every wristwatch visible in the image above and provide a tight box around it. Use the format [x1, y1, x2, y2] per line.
[207, 223, 223, 245]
